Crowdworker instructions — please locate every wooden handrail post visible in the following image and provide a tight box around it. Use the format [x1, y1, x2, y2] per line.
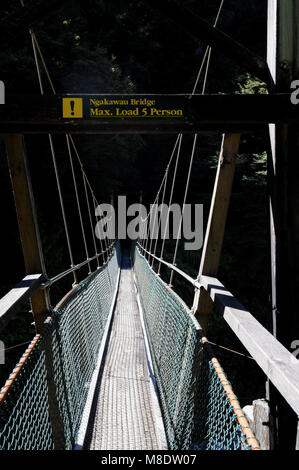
[4, 134, 50, 331]
[193, 133, 240, 332]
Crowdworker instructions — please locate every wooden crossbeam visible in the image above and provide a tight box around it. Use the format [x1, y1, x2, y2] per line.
[0, 94, 297, 134]
[0, 274, 43, 332]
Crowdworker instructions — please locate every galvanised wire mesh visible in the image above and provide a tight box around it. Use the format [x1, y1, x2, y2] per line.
[0, 244, 120, 450]
[133, 247, 259, 450]
[0, 335, 54, 450]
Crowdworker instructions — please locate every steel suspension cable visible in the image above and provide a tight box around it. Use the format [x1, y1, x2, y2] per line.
[151, 166, 169, 267]
[140, 173, 165, 251]
[32, 22, 101, 261]
[30, 29, 44, 93]
[21, 0, 105, 225]
[164, 0, 225, 283]
[141, 179, 166, 258]
[30, 30, 102, 244]
[139, 184, 162, 253]
[21, 2, 113, 271]
[169, 134, 198, 286]
[143, 0, 225, 272]
[147, 191, 160, 261]
[66, 135, 91, 273]
[20, 0, 102, 283]
[139, 133, 181, 233]
[140, 134, 180, 253]
[92, 195, 108, 263]
[68, 134, 116, 255]
[82, 173, 100, 269]
[190, 0, 224, 97]
[31, 31, 56, 94]
[29, 27, 77, 284]
[158, 133, 182, 275]
[67, 134, 113, 259]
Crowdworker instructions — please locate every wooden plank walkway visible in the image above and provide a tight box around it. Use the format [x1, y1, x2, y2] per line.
[84, 251, 167, 450]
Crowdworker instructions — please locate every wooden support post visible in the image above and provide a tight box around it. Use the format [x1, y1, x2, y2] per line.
[267, 0, 299, 449]
[5, 134, 49, 331]
[243, 399, 271, 450]
[193, 133, 240, 332]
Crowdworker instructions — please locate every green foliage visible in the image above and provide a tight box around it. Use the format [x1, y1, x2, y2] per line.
[235, 73, 267, 95]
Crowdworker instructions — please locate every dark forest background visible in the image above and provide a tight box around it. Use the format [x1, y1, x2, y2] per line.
[0, 0, 269, 406]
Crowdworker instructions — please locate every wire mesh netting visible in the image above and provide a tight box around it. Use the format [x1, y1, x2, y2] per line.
[0, 243, 259, 451]
[133, 247, 259, 450]
[0, 244, 120, 450]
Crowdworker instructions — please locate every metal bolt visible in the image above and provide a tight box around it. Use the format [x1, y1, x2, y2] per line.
[280, 61, 289, 71]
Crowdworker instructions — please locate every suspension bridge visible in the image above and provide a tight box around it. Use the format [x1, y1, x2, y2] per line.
[1, 0, 299, 451]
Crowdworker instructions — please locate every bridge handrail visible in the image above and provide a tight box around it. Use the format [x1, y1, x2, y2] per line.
[0, 241, 116, 334]
[200, 275, 299, 417]
[137, 243, 196, 285]
[42, 241, 116, 289]
[137, 244, 299, 416]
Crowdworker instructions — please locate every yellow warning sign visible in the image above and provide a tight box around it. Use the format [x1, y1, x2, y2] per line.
[62, 97, 83, 118]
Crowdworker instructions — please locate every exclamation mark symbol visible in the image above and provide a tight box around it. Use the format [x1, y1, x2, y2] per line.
[63, 97, 82, 118]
